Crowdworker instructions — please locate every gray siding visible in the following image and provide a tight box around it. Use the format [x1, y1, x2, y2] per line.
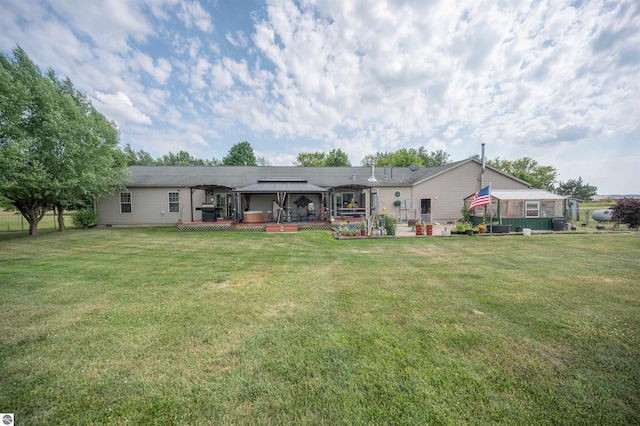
[95, 161, 531, 226]
[96, 187, 205, 226]
[410, 162, 529, 223]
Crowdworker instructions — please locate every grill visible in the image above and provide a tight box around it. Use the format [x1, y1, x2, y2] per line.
[200, 203, 218, 222]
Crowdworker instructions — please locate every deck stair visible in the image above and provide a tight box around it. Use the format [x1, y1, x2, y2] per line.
[265, 224, 298, 233]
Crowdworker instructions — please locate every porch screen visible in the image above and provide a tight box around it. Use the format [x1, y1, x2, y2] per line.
[540, 200, 561, 217]
[500, 200, 524, 218]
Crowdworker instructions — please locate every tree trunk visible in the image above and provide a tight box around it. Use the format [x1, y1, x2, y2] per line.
[25, 205, 47, 236]
[28, 220, 38, 236]
[57, 204, 66, 232]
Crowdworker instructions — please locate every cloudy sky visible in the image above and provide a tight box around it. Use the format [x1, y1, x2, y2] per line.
[2, 0, 639, 194]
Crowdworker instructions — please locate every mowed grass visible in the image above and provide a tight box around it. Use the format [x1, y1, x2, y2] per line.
[1, 228, 639, 425]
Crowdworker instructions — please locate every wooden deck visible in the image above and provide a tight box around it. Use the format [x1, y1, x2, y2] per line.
[178, 219, 331, 232]
[265, 224, 298, 233]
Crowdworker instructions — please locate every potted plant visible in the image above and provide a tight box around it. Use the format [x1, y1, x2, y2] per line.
[415, 221, 423, 236]
[465, 223, 474, 235]
[478, 223, 487, 234]
[425, 223, 433, 235]
[360, 220, 367, 236]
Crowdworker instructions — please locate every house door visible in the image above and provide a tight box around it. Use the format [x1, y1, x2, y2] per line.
[421, 198, 431, 222]
[216, 194, 228, 218]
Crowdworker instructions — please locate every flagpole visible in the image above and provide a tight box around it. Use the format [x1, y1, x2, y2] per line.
[489, 182, 493, 235]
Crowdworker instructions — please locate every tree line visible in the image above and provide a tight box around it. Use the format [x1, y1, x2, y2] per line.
[1, 46, 611, 235]
[123, 140, 264, 166]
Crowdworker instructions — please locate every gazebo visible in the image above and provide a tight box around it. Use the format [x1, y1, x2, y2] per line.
[232, 178, 329, 223]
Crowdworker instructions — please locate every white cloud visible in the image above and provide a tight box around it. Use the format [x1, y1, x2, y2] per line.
[226, 31, 249, 48]
[45, 0, 154, 50]
[177, 1, 213, 32]
[131, 52, 173, 84]
[93, 91, 152, 125]
[2, 0, 638, 193]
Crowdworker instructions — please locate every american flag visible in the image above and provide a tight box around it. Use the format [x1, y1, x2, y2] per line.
[468, 185, 491, 210]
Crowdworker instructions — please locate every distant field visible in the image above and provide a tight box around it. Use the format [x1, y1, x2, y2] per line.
[0, 210, 70, 232]
[1, 228, 639, 424]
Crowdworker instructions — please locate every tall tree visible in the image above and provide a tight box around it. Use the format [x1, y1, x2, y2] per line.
[416, 148, 450, 167]
[0, 46, 129, 235]
[157, 150, 204, 165]
[295, 151, 327, 166]
[256, 155, 271, 166]
[295, 149, 351, 166]
[123, 143, 154, 166]
[556, 177, 598, 201]
[324, 149, 351, 166]
[362, 147, 450, 167]
[362, 148, 423, 167]
[222, 141, 257, 166]
[487, 157, 557, 190]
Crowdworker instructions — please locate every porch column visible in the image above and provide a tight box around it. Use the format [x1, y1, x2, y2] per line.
[235, 193, 242, 222]
[189, 187, 194, 222]
[365, 188, 371, 220]
[332, 189, 337, 221]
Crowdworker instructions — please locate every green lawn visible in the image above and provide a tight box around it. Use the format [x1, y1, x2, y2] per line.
[1, 228, 639, 425]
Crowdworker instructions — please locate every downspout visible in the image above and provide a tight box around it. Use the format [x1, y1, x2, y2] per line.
[190, 187, 194, 222]
[481, 143, 486, 188]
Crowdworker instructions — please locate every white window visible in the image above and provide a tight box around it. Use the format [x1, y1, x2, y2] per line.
[525, 201, 540, 218]
[169, 191, 180, 213]
[120, 192, 132, 214]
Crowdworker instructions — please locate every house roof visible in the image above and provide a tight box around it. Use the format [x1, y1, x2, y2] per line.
[126, 159, 527, 191]
[127, 164, 448, 189]
[487, 189, 566, 200]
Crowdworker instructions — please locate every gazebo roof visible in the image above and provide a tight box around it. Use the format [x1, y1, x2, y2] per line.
[233, 178, 328, 193]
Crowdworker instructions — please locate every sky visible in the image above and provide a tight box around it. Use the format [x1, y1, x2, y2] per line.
[2, 0, 639, 194]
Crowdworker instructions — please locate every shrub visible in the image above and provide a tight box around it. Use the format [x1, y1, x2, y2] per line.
[460, 207, 471, 222]
[383, 214, 396, 236]
[72, 209, 97, 228]
[611, 199, 640, 229]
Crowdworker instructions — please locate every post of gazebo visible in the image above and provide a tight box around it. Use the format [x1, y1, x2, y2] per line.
[332, 189, 337, 221]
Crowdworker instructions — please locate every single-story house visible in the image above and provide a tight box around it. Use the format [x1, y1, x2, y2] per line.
[95, 159, 542, 227]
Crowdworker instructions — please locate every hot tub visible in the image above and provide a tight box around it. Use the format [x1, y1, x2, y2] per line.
[243, 211, 263, 223]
